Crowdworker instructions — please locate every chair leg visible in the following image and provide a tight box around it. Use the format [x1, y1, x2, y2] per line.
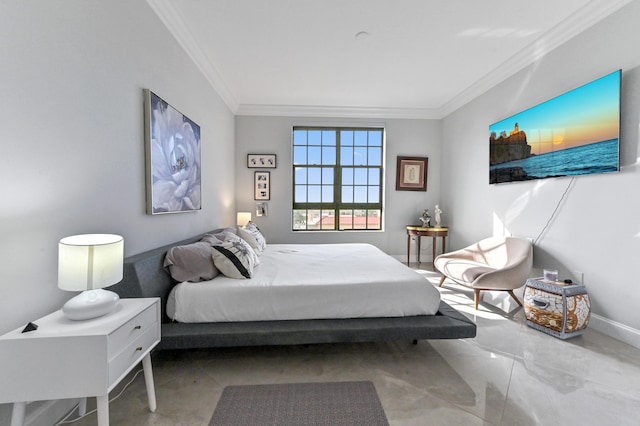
[508, 290, 523, 307]
[438, 275, 446, 287]
[474, 289, 481, 309]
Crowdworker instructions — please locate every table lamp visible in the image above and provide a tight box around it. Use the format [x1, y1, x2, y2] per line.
[58, 234, 123, 320]
[236, 212, 252, 228]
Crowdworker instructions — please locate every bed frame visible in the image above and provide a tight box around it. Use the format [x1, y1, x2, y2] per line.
[108, 230, 476, 350]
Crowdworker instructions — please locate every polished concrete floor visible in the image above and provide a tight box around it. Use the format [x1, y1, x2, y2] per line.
[71, 267, 640, 425]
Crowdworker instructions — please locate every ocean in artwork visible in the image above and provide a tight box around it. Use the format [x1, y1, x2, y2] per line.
[490, 138, 619, 180]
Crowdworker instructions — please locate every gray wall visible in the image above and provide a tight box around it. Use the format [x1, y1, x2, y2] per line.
[441, 1, 640, 342]
[0, 1, 235, 337]
[0, 3, 235, 421]
[235, 116, 442, 257]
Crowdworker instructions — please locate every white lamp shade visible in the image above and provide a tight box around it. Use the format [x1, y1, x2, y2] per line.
[58, 234, 124, 291]
[237, 212, 252, 227]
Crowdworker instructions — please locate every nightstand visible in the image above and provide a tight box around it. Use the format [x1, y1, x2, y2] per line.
[524, 278, 590, 339]
[0, 298, 161, 426]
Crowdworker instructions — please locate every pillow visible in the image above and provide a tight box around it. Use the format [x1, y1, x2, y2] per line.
[219, 230, 260, 266]
[200, 233, 222, 246]
[163, 241, 220, 282]
[213, 228, 237, 241]
[237, 226, 265, 255]
[212, 234, 257, 279]
[239, 221, 267, 254]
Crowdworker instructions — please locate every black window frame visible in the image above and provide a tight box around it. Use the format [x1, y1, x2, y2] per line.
[292, 126, 384, 231]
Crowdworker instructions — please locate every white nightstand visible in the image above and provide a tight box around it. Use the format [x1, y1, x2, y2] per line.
[0, 298, 161, 426]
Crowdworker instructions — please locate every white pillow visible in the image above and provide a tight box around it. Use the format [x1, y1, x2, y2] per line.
[212, 234, 258, 279]
[240, 221, 267, 254]
[237, 227, 263, 255]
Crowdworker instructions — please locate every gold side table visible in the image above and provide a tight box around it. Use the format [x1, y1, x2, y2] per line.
[406, 225, 449, 266]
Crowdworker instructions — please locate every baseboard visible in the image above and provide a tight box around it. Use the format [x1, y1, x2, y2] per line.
[588, 314, 640, 350]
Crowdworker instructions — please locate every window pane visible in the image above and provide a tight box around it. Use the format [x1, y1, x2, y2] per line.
[308, 167, 321, 184]
[369, 131, 382, 146]
[354, 131, 367, 146]
[340, 130, 353, 145]
[308, 185, 321, 202]
[340, 147, 353, 165]
[342, 168, 353, 184]
[308, 146, 321, 165]
[293, 130, 307, 145]
[322, 147, 336, 165]
[322, 185, 333, 202]
[322, 167, 334, 184]
[342, 186, 353, 203]
[368, 168, 380, 185]
[308, 130, 321, 145]
[320, 210, 334, 230]
[293, 146, 307, 165]
[294, 185, 307, 202]
[306, 210, 321, 229]
[322, 131, 336, 146]
[368, 147, 382, 166]
[368, 186, 380, 203]
[293, 209, 307, 230]
[354, 147, 367, 165]
[353, 209, 366, 229]
[354, 168, 368, 185]
[354, 186, 367, 202]
[295, 167, 307, 184]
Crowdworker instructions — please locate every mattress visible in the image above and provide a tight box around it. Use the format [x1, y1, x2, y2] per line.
[167, 243, 441, 322]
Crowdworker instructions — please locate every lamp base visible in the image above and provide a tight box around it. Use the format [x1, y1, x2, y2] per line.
[62, 289, 120, 320]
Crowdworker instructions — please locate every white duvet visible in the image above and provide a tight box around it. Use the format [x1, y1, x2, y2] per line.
[167, 243, 441, 322]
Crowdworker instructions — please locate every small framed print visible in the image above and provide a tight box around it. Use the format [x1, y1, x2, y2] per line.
[256, 202, 268, 217]
[396, 156, 428, 191]
[247, 154, 277, 168]
[254, 171, 270, 200]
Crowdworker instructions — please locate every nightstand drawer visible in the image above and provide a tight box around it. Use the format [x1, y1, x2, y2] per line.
[108, 324, 158, 385]
[108, 303, 157, 358]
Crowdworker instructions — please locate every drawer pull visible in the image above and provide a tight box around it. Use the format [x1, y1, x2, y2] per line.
[136, 347, 143, 351]
[134, 325, 142, 330]
[533, 297, 549, 309]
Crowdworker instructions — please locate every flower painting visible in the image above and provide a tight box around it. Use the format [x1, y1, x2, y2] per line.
[144, 89, 201, 214]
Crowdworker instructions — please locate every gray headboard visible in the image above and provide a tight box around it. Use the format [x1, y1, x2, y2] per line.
[108, 229, 222, 322]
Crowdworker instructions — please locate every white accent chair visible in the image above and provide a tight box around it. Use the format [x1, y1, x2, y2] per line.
[434, 236, 533, 309]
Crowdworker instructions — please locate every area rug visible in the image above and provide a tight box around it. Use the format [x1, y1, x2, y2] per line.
[209, 381, 389, 426]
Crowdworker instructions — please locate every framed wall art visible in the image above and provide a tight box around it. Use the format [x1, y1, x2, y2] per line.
[256, 202, 269, 217]
[248, 154, 277, 168]
[144, 89, 201, 214]
[396, 156, 428, 191]
[254, 171, 270, 200]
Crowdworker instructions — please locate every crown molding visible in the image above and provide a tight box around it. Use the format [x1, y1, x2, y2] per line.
[149, 0, 631, 120]
[236, 104, 441, 119]
[146, 0, 238, 113]
[439, 0, 633, 118]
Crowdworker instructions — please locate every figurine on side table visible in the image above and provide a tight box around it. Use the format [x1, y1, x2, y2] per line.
[434, 205, 443, 227]
[419, 209, 431, 227]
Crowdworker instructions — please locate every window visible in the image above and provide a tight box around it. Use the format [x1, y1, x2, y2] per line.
[292, 127, 384, 231]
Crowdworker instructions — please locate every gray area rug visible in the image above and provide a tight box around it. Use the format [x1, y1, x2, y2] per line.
[210, 381, 389, 426]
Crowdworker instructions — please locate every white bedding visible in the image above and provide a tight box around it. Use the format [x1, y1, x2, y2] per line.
[167, 243, 441, 322]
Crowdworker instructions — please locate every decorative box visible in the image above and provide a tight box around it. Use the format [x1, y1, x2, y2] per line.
[524, 278, 591, 339]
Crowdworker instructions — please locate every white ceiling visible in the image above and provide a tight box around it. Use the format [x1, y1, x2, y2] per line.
[148, 0, 630, 118]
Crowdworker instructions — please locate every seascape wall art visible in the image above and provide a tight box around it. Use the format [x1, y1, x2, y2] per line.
[489, 70, 620, 184]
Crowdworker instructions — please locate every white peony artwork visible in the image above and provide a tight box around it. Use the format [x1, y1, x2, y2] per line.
[144, 89, 201, 214]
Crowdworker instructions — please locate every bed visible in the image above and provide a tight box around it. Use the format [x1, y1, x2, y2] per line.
[108, 229, 476, 350]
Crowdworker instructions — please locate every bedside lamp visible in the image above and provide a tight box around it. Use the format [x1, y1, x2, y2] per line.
[58, 234, 124, 320]
[237, 212, 252, 228]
